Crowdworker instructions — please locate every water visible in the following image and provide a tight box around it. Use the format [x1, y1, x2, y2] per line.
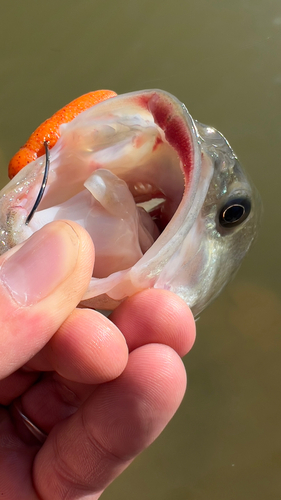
[0, 1, 280, 498]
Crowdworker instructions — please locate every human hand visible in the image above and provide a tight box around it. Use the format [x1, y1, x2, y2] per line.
[0, 221, 196, 499]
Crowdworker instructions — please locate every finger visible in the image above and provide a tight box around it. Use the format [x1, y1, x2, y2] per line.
[0, 408, 39, 500]
[33, 344, 187, 499]
[16, 373, 95, 433]
[110, 288, 196, 356]
[13, 289, 194, 432]
[0, 220, 94, 380]
[1, 307, 128, 406]
[27, 308, 128, 384]
[0, 369, 40, 406]
[16, 308, 129, 432]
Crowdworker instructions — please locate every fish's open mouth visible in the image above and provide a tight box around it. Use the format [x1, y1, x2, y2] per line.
[34, 147, 186, 280]
[0, 90, 201, 308]
[28, 91, 199, 282]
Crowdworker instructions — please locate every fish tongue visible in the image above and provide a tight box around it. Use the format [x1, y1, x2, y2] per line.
[84, 169, 158, 277]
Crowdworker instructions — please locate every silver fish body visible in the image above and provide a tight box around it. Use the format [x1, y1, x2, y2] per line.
[0, 90, 261, 315]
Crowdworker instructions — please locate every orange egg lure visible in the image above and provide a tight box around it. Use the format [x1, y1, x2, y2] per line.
[8, 89, 117, 179]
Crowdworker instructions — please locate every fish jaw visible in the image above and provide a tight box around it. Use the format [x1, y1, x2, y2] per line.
[0, 156, 50, 254]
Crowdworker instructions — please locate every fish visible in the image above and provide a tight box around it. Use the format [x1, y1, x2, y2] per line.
[0, 89, 261, 315]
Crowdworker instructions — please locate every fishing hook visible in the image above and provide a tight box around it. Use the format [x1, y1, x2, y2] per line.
[25, 141, 50, 225]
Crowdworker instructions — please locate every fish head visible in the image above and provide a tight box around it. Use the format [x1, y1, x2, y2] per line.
[0, 90, 261, 314]
[154, 122, 261, 316]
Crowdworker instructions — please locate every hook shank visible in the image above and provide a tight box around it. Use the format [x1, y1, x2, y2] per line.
[25, 142, 50, 225]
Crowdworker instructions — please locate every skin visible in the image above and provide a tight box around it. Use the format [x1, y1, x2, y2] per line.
[8, 90, 117, 179]
[0, 220, 196, 499]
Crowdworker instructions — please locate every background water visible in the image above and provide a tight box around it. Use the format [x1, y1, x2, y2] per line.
[0, 1, 280, 498]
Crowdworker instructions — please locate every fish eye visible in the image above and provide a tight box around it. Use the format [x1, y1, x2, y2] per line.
[219, 197, 251, 228]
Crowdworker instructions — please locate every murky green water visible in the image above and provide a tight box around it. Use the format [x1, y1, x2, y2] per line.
[1, 0, 280, 498]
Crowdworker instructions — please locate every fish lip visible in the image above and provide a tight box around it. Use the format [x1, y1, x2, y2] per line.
[124, 90, 202, 278]
[133, 90, 199, 191]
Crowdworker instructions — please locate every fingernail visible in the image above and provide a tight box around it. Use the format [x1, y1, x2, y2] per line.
[0, 222, 79, 306]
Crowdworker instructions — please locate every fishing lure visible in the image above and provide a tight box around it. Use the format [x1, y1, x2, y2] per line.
[8, 89, 117, 178]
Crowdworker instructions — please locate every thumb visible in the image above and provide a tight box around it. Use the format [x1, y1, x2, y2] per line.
[0, 221, 94, 379]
